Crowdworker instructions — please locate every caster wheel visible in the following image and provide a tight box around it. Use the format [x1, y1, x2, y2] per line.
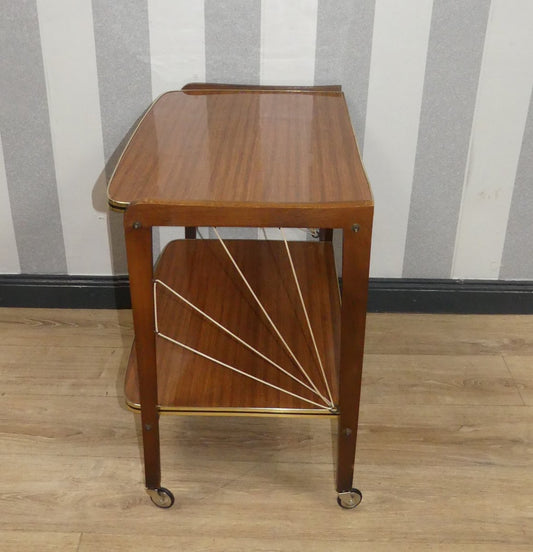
[147, 487, 175, 508]
[337, 488, 362, 509]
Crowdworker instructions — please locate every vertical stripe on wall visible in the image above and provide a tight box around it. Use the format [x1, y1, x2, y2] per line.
[205, 0, 261, 84]
[148, 0, 205, 98]
[0, 134, 20, 273]
[92, 0, 152, 172]
[452, 0, 533, 279]
[148, 0, 206, 251]
[315, 0, 375, 149]
[92, 0, 153, 274]
[0, 0, 67, 274]
[364, 0, 432, 277]
[261, 0, 318, 86]
[500, 88, 533, 279]
[37, 0, 112, 275]
[402, 0, 491, 278]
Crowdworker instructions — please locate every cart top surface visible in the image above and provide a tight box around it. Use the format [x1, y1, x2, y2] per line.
[107, 88, 372, 210]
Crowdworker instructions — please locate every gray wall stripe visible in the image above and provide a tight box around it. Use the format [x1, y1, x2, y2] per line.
[92, 0, 152, 174]
[500, 88, 533, 279]
[0, 0, 67, 274]
[92, 0, 153, 274]
[314, 0, 375, 149]
[205, 0, 261, 85]
[402, 0, 491, 279]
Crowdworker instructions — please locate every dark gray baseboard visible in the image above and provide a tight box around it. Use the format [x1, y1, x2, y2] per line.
[367, 278, 533, 314]
[1, 274, 532, 313]
[0, 274, 131, 309]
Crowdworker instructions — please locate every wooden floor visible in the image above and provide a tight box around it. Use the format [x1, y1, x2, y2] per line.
[0, 308, 531, 551]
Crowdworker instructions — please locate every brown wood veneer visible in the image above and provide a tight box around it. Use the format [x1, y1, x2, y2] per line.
[107, 89, 371, 209]
[125, 239, 340, 413]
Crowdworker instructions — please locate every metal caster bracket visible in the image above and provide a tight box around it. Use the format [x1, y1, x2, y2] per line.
[146, 487, 175, 508]
[337, 488, 362, 509]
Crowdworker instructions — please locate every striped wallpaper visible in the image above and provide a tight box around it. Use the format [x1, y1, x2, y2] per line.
[1, 0, 532, 280]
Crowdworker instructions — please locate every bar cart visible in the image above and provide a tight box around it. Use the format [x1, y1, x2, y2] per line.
[107, 83, 373, 509]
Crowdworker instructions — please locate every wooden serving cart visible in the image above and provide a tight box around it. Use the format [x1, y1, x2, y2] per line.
[107, 83, 373, 509]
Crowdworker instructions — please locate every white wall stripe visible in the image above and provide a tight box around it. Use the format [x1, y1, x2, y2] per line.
[260, 0, 318, 85]
[0, 133, 20, 273]
[261, 228, 309, 242]
[158, 223, 186, 254]
[37, 0, 112, 275]
[364, 0, 432, 277]
[452, 0, 533, 280]
[147, 0, 205, 252]
[148, 0, 205, 99]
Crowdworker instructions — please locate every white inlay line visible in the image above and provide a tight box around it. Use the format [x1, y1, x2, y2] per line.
[153, 278, 327, 402]
[153, 279, 160, 334]
[279, 227, 334, 406]
[212, 227, 331, 406]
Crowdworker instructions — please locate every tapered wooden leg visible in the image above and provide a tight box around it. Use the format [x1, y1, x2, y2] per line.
[124, 217, 161, 491]
[336, 209, 373, 494]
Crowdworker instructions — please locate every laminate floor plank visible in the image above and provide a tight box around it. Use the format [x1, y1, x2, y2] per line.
[365, 314, 533, 355]
[502, 356, 533, 406]
[78, 533, 533, 552]
[0, 345, 125, 397]
[0, 308, 133, 348]
[0, 530, 81, 552]
[362, 354, 523, 405]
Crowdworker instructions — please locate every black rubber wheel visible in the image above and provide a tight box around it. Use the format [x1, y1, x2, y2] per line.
[150, 487, 175, 509]
[337, 488, 362, 509]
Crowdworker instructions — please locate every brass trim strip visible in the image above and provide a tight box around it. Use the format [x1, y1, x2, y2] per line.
[125, 399, 338, 418]
[181, 89, 341, 95]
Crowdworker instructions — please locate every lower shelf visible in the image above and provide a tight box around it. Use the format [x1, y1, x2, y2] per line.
[125, 238, 341, 415]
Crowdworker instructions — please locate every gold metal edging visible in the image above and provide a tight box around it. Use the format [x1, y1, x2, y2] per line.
[125, 400, 337, 418]
[182, 88, 341, 95]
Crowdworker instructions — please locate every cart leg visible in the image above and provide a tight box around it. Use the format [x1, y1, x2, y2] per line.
[125, 217, 173, 508]
[185, 226, 197, 239]
[336, 210, 373, 508]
